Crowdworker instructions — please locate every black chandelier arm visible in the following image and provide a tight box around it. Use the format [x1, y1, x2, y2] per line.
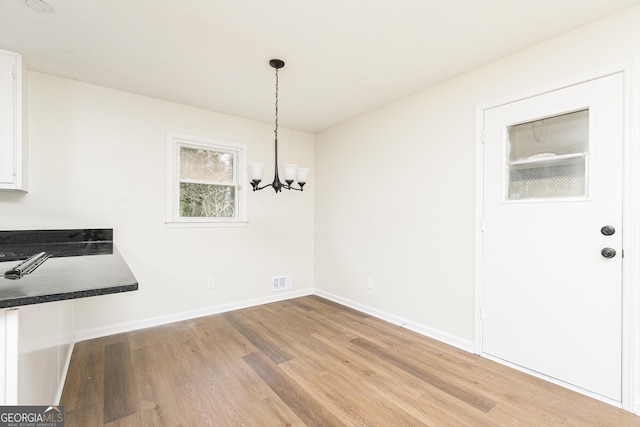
[284, 180, 305, 191]
[250, 179, 305, 192]
[250, 180, 272, 191]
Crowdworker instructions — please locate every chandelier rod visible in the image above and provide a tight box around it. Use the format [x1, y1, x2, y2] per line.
[272, 60, 282, 191]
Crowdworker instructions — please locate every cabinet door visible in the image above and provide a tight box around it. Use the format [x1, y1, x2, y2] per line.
[0, 309, 19, 405]
[0, 52, 16, 186]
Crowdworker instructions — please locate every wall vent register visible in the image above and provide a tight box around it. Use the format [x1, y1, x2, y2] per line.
[507, 109, 588, 200]
[272, 275, 291, 291]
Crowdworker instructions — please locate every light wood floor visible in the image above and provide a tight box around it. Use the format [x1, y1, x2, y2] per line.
[61, 295, 640, 426]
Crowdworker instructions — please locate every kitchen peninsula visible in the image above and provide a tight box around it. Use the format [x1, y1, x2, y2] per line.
[0, 229, 138, 405]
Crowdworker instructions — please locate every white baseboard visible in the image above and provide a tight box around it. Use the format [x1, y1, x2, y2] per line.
[74, 288, 314, 342]
[314, 290, 474, 353]
[75, 288, 474, 353]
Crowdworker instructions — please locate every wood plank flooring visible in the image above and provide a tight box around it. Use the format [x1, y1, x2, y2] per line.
[60, 295, 640, 426]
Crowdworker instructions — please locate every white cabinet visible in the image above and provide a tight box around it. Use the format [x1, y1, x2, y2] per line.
[0, 303, 74, 405]
[18, 301, 74, 405]
[0, 309, 19, 405]
[0, 49, 28, 191]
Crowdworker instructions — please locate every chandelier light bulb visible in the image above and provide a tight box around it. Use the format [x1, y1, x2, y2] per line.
[281, 164, 298, 182]
[248, 163, 265, 182]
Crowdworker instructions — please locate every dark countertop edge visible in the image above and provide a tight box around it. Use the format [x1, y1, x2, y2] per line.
[0, 282, 138, 309]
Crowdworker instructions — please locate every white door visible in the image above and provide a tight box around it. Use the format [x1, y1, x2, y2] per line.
[481, 72, 624, 402]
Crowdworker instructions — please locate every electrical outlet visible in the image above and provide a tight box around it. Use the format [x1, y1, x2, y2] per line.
[207, 277, 215, 289]
[367, 277, 375, 290]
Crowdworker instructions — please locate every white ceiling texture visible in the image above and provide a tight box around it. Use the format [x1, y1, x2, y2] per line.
[1, 0, 639, 132]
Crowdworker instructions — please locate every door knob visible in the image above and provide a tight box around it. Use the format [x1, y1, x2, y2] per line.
[601, 247, 617, 258]
[601, 226, 616, 236]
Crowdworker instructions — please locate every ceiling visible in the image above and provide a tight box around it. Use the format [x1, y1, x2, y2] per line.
[1, 0, 639, 132]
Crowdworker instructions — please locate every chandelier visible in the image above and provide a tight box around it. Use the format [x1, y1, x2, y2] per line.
[248, 59, 309, 192]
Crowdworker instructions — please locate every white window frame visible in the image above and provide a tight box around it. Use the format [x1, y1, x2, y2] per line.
[166, 132, 248, 227]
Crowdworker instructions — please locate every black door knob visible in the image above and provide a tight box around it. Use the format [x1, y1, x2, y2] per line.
[601, 247, 617, 258]
[601, 226, 616, 236]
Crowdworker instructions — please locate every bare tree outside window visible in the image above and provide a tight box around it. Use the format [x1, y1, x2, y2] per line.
[179, 183, 235, 217]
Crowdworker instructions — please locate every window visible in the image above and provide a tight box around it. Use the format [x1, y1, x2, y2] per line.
[506, 110, 589, 200]
[167, 133, 247, 226]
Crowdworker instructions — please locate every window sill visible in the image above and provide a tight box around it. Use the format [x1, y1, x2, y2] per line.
[165, 220, 249, 228]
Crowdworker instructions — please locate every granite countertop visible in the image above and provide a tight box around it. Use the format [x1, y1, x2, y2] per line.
[0, 229, 138, 309]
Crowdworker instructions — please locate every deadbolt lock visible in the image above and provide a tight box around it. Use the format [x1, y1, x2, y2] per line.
[601, 247, 616, 258]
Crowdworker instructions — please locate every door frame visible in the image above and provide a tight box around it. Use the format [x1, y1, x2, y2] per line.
[474, 61, 639, 412]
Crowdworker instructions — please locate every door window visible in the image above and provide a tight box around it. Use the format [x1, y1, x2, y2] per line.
[507, 109, 589, 200]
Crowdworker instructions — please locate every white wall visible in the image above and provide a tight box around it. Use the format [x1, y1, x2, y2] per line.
[315, 5, 640, 350]
[0, 72, 314, 337]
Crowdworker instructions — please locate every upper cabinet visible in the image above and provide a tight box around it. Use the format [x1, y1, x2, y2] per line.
[0, 49, 27, 191]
